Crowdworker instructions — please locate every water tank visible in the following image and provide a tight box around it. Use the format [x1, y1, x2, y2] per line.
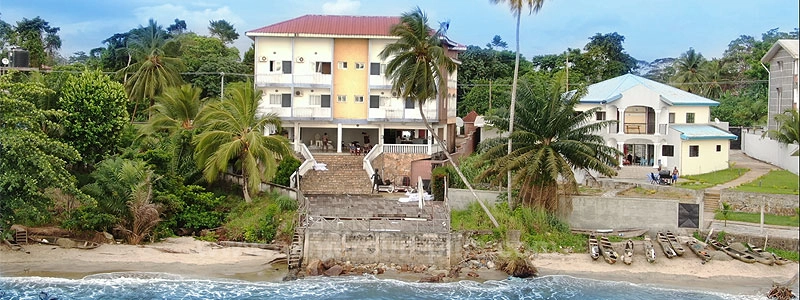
[10, 48, 30, 68]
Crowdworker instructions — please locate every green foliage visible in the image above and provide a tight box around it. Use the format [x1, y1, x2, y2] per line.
[676, 167, 749, 190]
[718, 202, 732, 227]
[734, 169, 799, 194]
[81, 157, 149, 219]
[61, 206, 116, 231]
[4, 16, 61, 67]
[58, 70, 129, 166]
[766, 247, 799, 262]
[713, 210, 799, 227]
[764, 109, 800, 156]
[172, 185, 227, 231]
[223, 192, 298, 243]
[430, 167, 448, 201]
[711, 90, 768, 126]
[273, 155, 301, 187]
[208, 20, 240, 44]
[716, 231, 727, 242]
[576, 32, 638, 83]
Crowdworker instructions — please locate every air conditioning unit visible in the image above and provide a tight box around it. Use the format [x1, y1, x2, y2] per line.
[294, 90, 303, 97]
[392, 91, 398, 97]
[259, 56, 268, 62]
[296, 56, 305, 63]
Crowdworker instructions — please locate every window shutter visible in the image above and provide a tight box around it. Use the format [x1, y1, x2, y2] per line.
[321, 95, 331, 108]
[369, 95, 380, 108]
[370, 63, 381, 75]
[281, 93, 292, 107]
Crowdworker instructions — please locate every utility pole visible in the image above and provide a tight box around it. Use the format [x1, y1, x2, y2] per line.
[488, 80, 492, 111]
[220, 72, 225, 99]
[565, 51, 569, 93]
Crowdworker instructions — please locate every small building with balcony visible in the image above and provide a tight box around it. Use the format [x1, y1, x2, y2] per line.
[576, 74, 737, 176]
[761, 39, 799, 131]
[245, 15, 463, 156]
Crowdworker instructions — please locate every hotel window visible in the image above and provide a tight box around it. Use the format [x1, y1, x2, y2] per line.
[662, 145, 674, 157]
[716, 145, 722, 152]
[309, 95, 322, 106]
[269, 94, 282, 105]
[370, 63, 386, 75]
[355, 62, 365, 70]
[315, 62, 332, 74]
[686, 112, 695, 124]
[281, 61, 292, 74]
[354, 95, 364, 103]
[668, 113, 675, 123]
[281, 94, 291, 107]
[595, 111, 606, 121]
[338, 61, 348, 70]
[369, 95, 380, 108]
[321, 95, 331, 108]
[405, 98, 415, 109]
[689, 145, 699, 157]
[269, 61, 281, 72]
[337, 95, 347, 103]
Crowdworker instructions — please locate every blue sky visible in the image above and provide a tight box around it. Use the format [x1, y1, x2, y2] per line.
[2, 0, 798, 62]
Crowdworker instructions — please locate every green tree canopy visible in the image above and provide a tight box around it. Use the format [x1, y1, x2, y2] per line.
[58, 70, 129, 166]
[3, 16, 61, 67]
[208, 19, 239, 44]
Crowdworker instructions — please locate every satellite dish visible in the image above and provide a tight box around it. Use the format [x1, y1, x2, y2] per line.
[455, 117, 464, 128]
[1, 58, 8, 65]
[714, 118, 720, 124]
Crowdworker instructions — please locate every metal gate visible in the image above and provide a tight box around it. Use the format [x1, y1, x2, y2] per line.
[678, 203, 700, 228]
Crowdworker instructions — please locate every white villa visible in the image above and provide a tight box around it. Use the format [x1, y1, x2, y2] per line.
[576, 74, 737, 176]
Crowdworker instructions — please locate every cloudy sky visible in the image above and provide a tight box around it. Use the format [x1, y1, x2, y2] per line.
[2, 0, 798, 62]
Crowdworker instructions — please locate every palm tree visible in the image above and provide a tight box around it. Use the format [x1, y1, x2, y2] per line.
[120, 19, 184, 122]
[490, 0, 546, 208]
[139, 84, 206, 177]
[479, 73, 620, 211]
[672, 48, 708, 94]
[193, 81, 292, 202]
[379, 7, 499, 227]
[763, 109, 800, 156]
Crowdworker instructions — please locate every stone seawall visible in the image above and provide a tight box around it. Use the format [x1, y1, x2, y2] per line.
[720, 190, 799, 216]
[303, 230, 463, 268]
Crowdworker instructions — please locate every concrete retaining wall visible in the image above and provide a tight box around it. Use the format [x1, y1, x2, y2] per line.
[565, 196, 689, 232]
[742, 131, 799, 175]
[720, 190, 799, 216]
[303, 230, 463, 267]
[447, 188, 502, 211]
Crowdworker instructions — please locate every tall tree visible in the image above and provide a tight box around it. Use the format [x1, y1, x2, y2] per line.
[208, 20, 239, 44]
[479, 72, 620, 211]
[577, 32, 637, 82]
[672, 48, 708, 94]
[193, 81, 292, 203]
[120, 19, 185, 121]
[5, 17, 61, 67]
[490, 0, 545, 208]
[167, 18, 187, 35]
[764, 110, 800, 156]
[379, 7, 499, 227]
[58, 70, 129, 166]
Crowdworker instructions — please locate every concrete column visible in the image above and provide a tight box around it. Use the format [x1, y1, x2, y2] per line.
[617, 141, 625, 167]
[293, 123, 301, 152]
[617, 107, 625, 134]
[337, 123, 343, 153]
[654, 142, 661, 168]
[654, 110, 661, 135]
[427, 129, 433, 155]
[379, 123, 385, 145]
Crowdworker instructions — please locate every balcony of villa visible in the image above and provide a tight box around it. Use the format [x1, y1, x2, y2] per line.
[367, 105, 438, 122]
[258, 105, 332, 121]
[255, 73, 332, 89]
[369, 75, 393, 89]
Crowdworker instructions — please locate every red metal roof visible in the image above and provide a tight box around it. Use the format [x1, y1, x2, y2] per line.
[247, 15, 401, 36]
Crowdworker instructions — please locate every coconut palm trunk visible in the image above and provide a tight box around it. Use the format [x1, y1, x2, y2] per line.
[507, 10, 522, 209]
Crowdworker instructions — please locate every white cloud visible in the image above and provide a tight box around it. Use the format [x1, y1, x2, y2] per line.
[322, 0, 361, 15]
[132, 4, 245, 36]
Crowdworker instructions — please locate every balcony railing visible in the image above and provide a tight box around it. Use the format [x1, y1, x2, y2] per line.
[254, 73, 332, 87]
[623, 122, 655, 134]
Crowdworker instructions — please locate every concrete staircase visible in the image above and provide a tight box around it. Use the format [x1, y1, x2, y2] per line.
[300, 154, 373, 194]
[703, 191, 721, 213]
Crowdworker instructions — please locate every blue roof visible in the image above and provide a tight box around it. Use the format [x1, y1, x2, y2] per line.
[670, 125, 738, 140]
[580, 74, 720, 106]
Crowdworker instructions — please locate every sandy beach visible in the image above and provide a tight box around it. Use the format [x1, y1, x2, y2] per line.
[1, 237, 797, 296]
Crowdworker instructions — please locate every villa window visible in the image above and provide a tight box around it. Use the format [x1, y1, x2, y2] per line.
[315, 62, 332, 74]
[269, 61, 281, 72]
[405, 98, 415, 109]
[309, 95, 322, 106]
[355, 62, 365, 70]
[338, 61, 348, 70]
[321, 95, 331, 108]
[269, 94, 282, 105]
[716, 145, 722, 152]
[281, 93, 291, 107]
[686, 112, 695, 124]
[662, 145, 674, 157]
[668, 113, 675, 123]
[689, 145, 699, 157]
[777, 61, 784, 72]
[337, 95, 347, 103]
[369, 95, 380, 108]
[281, 61, 292, 74]
[354, 95, 364, 103]
[595, 111, 606, 121]
[370, 63, 386, 75]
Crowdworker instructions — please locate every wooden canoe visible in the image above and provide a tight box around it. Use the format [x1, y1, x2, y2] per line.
[599, 236, 619, 264]
[686, 238, 712, 264]
[588, 234, 600, 261]
[772, 253, 792, 265]
[656, 232, 677, 258]
[708, 240, 756, 263]
[665, 231, 685, 256]
[571, 228, 648, 238]
[622, 239, 634, 265]
[34, 236, 100, 250]
[643, 236, 657, 263]
[744, 243, 775, 265]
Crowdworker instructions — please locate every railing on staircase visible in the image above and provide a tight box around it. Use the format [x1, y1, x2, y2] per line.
[287, 189, 309, 269]
[290, 143, 316, 189]
[363, 143, 383, 181]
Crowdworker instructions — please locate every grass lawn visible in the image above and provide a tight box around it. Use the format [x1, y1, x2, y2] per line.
[733, 169, 799, 195]
[675, 167, 749, 190]
[714, 211, 800, 227]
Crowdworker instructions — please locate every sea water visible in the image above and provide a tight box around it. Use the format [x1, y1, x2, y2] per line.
[0, 273, 765, 300]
